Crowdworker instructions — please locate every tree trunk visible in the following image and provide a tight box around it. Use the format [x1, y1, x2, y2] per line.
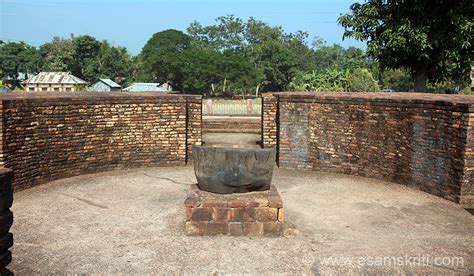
[413, 64, 428, 92]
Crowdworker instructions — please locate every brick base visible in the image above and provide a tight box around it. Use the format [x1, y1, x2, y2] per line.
[184, 184, 284, 236]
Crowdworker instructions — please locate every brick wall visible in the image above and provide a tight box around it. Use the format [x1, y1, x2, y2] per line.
[203, 117, 260, 133]
[0, 92, 202, 190]
[262, 92, 474, 205]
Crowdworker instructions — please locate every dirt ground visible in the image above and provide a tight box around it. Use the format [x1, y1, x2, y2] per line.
[10, 165, 474, 274]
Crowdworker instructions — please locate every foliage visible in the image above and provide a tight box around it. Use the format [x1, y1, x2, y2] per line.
[347, 68, 379, 92]
[338, 0, 474, 92]
[187, 15, 313, 92]
[380, 69, 413, 92]
[313, 44, 369, 72]
[37, 35, 134, 85]
[138, 29, 192, 91]
[290, 68, 379, 92]
[39, 37, 74, 71]
[0, 41, 41, 88]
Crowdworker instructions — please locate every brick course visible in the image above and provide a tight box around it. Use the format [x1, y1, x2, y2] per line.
[184, 184, 284, 236]
[0, 92, 202, 190]
[262, 92, 474, 206]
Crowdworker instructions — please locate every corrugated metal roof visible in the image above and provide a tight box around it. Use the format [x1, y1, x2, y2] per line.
[123, 82, 172, 92]
[23, 72, 87, 85]
[99, 78, 121, 88]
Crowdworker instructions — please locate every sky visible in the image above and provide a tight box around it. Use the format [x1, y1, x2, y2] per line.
[0, 0, 365, 55]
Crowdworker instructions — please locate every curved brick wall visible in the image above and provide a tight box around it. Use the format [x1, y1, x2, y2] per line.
[262, 92, 474, 206]
[0, 92, 202, 190]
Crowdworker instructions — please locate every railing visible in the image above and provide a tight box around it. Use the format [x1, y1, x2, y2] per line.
[202, 98, 262, 116]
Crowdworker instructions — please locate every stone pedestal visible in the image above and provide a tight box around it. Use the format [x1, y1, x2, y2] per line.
[184, 184, 284, 236]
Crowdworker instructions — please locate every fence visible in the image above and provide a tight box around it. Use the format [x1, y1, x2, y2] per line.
[202, 98, 262, 116]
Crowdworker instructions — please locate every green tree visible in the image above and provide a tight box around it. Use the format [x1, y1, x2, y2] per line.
[39, 37, 74, 71]
[187, 15, 246, 51]
[0, 41, 41, 88]
[313, 44, 370, 72]
[187, 16, 316, 92]
[380, 69, 413, 92]
[95, 41, 134, 86]
[139, 29, 192, 91]
[338, 0, 474, 92]
[347, 68, 380, 92]
[71, 35, 101, 81]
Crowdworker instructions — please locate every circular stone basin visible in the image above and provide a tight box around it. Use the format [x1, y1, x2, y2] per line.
[192, 145, 276, 194]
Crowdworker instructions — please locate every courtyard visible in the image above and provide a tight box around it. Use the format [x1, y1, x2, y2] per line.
[10, 165, 474, 274]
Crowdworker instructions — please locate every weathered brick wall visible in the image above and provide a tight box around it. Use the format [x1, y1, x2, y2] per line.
[203, 117, 260, 133]
[0, 92, 202, 190]
[262, 92, 474, 205]
[186, 96, 203, 161]
[261, 94, 278, 148]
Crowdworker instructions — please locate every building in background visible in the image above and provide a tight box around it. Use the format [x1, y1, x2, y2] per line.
[88, 78, 121, 92]
[123, 82, 173, 92]
[23, 72, 87, 92]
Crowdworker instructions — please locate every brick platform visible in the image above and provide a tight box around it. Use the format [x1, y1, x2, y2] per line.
[184, 184, 284, 236]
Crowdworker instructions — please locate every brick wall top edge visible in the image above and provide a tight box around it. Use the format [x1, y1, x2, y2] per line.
[264, 92, 474, 111]
[0, 92, 202, 101]
[264, 92, 474, 104]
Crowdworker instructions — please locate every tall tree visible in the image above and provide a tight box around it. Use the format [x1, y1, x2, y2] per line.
[71, 35, 101, 81]
[0, 41, 41, 88]
[39, 37, 74, 72]
[187, 16, 315, 92]
[139, 29, 192, 91]
[338, 0, 473, 92]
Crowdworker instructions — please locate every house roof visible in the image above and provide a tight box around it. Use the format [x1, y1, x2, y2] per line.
[123, 82, 172, 92]
[97, 78, 121, 88]
[23, 72, 87, 85]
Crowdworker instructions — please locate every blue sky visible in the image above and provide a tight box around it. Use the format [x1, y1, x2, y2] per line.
[1, 0, 365, 55]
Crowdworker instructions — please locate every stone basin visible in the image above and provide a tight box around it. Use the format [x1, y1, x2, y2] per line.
[192, 145, 276, 194]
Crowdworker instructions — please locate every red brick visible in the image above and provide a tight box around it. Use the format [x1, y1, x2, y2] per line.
[243, 222, 263, 236]
[228, 222, 243, 236]
[255, 207, 278, 222]
[185, 206, 192, 221]
[206, 222, 228, 235]
[229, 207, 257, 222]
[202, 199, 227, 207]
[278, 208, 284, 222]
[184, 195, 200, 207]
[212, 207, 229, 222]
[191, 207, 213, 221]
[263, 222, 284, 236]
[228, 200, 247, 208]
[185, 221, 206, 235]
[268, 196, 283, 208]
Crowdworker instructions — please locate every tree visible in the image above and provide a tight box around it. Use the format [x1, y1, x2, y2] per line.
[39, 37, 74, 71]
[338, 0, 474, 92]
[347, 68, 380, 92]
[0, 41, 41, 88]
[187, 15, 246, 51]
[95, 41, 134, 86]
[187, 16, 316, 92]
[139, 29, 192, 91]
[71, 35, 101, 81]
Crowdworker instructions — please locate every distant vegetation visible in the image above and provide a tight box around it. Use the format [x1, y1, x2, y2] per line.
[1, 1, 472, 95]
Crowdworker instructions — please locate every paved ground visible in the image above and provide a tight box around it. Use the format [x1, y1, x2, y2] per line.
[10, 166, 474, 274]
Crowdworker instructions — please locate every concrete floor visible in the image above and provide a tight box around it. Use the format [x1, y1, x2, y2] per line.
[10, 166, 474, 274]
